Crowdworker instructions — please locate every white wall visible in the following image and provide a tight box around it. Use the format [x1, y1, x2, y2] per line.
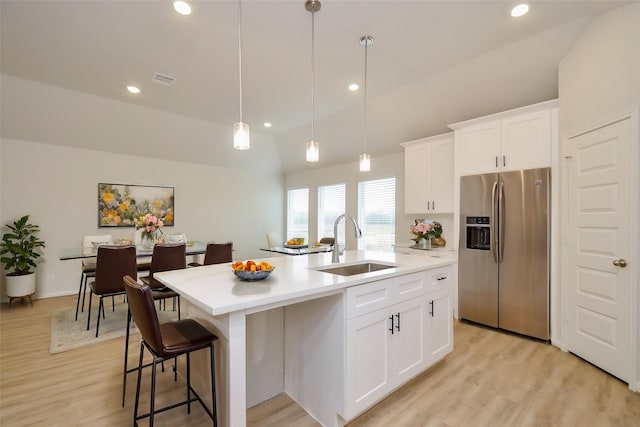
[284, 151, 454, 251]
[558, 2, 640, 389]
[0, 138, 284, 300]
[558, 3, 640, 136]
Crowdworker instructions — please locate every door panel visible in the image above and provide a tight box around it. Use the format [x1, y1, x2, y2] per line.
[458, 173, 499, 327]
[498, 168, 550, 340]
[567, 118, 631, 382]
[390, 297, 427, 386]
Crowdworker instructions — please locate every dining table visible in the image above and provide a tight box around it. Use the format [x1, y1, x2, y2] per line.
[58, 241, 208, 260]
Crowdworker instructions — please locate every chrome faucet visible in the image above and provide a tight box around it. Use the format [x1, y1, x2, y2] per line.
[332, 213, 362, 263]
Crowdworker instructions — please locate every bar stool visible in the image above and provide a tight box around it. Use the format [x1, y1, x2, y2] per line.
[123, 275, 217, 426]
[123, 243, 185, 406]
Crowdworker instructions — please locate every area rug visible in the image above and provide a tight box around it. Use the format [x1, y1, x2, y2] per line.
[50, 300, 177, 354]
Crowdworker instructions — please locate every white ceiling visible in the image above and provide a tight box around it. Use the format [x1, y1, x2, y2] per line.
[0, 0, 629, 173]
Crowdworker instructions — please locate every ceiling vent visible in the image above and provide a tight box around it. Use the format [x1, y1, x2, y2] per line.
[150, 72, 176, 86]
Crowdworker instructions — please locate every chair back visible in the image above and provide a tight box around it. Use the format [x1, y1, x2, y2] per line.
[123, 275, 164, 355]
[148, 243, 186, 287]
[266, 232, 282, 249]
[94, 245, 137, 295]
[82, 234, 114, 248]
[203, 242, 233, 265]
[165, 233, 187, 244]
[318, 237, 335, 246]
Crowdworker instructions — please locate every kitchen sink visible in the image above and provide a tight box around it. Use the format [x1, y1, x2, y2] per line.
[313, 261, 397, 276]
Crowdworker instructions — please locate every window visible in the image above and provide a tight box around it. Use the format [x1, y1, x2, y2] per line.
[318, 183, 346, 243]
[358, 177, 396, 252]
[287, 188, 309, 243]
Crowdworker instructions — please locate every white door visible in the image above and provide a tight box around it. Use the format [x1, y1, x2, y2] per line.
[566, 118, 632, 382]
[344, 309, 390, 419]
[426, 287, 453, 363]
[389, 297, 428, 387]
[501, 109, 551, 171]
[429, 139, 454, 213]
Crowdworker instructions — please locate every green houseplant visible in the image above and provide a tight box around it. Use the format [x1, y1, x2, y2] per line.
[0, 215, 46, 300]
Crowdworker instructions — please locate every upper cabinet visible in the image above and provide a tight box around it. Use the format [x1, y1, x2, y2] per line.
[402, 133, 454, 214]
[450, 100, 558, 176]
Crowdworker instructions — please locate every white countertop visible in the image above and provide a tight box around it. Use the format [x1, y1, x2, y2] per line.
[155, 250, 452, 316]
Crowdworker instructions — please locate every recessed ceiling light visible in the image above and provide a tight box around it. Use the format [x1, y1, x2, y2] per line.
[173, 1, 192, 16]
[127, 85, 140, 94]
[511, 4, 529, 17]
[264, 122, 272, 128]
[349, 83, 359, 91]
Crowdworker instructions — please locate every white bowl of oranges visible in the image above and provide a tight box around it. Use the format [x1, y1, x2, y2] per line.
[232, 260, 275, 281]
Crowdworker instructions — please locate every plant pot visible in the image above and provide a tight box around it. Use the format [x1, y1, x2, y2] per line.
[5, 272, 36, 297]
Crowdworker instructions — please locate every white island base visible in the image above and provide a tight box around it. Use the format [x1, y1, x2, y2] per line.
[157, 251, 454, 427]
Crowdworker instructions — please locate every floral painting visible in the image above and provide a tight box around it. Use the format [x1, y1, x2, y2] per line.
[98, 183, 174, 227]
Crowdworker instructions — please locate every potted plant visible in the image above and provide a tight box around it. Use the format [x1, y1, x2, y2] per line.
[0, 215, 46, 302]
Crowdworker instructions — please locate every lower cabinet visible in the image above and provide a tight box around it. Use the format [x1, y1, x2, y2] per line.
[342, 266, 453, 421]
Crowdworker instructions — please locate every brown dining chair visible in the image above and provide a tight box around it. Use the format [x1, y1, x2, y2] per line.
[319, 237, 335, 246]
[188, 242, 233, 267]
[140, 243, 186, 314]
[86, 245, 137, 337]
[123, 275, 218, 426]
[75, 234, 113, 321]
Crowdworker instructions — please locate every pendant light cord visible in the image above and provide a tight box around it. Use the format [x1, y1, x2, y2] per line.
[363, 39, 368, 154]
[311, 7, 315, 141]
[238, 0, 243, 123]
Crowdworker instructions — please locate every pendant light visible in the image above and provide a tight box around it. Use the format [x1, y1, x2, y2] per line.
[359, 35, 373, 172]
[305, 0, 321, 162]
[233, 0, 250, 150]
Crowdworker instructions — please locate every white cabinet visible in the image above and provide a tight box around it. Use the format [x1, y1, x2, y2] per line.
[425, 269, 453, 363]
[402, 133, 454, 214]
[343, 267, 453, 421]
[451, 100, 557, 176]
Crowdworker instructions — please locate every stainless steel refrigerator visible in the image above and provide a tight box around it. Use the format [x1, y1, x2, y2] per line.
[458, 168, 550, 340]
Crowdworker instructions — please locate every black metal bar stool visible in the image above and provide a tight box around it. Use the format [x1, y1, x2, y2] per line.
[123, 275, 217, 426]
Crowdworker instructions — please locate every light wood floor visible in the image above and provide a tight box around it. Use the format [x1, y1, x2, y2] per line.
[1, 295, 638, 426]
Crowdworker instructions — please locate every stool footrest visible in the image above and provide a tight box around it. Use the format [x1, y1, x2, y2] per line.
[134, 387, 214, 424]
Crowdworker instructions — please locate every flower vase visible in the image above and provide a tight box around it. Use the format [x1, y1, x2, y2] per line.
[420, 237, 431, 249]
[141, 232, 156, 250]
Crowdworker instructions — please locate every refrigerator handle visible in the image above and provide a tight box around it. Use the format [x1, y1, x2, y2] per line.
[491, 181, 498, 263]
[499, 180, 505, 263]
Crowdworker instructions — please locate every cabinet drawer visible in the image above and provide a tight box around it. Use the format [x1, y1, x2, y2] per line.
[395, 273, 428, 302]
[346, 281, 392, 319]
[427, 266, 453, 291]
[346, 272, 430, 319]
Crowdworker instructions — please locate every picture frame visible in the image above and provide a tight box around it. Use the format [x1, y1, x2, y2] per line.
[98, 183, 174, 227]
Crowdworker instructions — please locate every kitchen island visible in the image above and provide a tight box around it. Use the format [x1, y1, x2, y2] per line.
[155, 250, 454, 427]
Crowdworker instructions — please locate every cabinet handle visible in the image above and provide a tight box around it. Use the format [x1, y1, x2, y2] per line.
[429, 300, 434, 317]
[432, 201, 435, 210]
[503, 155, 506, 167]
[389, 315, 395, 334]
[436, 275, 447, 281]
[395, 312, 400, 332]
[495, 156, 498, 168]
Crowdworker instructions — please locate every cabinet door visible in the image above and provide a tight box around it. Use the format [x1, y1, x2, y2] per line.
[426, 287, 453, 363]
[457, 120, 501, 176]
[429, 139, 454, 213]
[344, 309, 391, 420]
[389, 297, 429, 388]
[501, 110, 551, 171]
[404, 144, 430, 213]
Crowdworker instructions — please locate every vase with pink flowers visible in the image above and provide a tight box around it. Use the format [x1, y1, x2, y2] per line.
[134, 213, 164, 249]
[410, 220, 434, 249]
